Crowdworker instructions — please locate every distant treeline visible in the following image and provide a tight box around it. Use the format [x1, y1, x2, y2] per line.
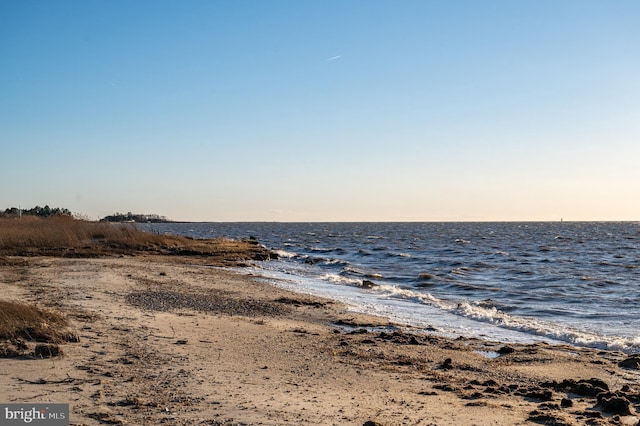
[1, 206, 171, 223]
[100, 212, 171, 223]
[1, 205, 72, 218]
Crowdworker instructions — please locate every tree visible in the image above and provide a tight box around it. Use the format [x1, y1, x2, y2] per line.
[1, 206, 72, 218]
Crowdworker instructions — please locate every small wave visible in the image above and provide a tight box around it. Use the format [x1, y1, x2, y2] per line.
[415, 272, 442, 288]
[418, 272, 436, 281]
[273, 249, 297, 258]
[311, 247, 344, 254]
[323, 258, 349, 266]
[452, 301, 640, 352]
[365, 272, 384, 279]
[369, 283, 442, 305]
[472, 299, 516, 312]
[449, 281, 487, 291]
[471, 261, 496, 270]
[384, 251, 412, 259]
[322, 273, 362, 286]
[510, 269, 535, 276]
[342, 265, 365, 275]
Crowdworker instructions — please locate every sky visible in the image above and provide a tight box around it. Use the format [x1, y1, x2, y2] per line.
[1, 0, 639, 222]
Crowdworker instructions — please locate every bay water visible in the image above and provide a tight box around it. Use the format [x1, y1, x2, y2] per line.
[141, 222, 640, 353]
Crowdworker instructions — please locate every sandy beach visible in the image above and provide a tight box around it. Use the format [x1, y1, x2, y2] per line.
[1, 252, 640, 425]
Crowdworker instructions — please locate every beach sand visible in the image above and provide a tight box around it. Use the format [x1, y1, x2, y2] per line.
[1, 255, 640, 425]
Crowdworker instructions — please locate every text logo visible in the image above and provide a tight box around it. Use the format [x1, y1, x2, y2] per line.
[0, 404, 68, 425]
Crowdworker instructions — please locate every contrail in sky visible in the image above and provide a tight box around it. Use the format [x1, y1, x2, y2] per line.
[327, 55, 342, 61]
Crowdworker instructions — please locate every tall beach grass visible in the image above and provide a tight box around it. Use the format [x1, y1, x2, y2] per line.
[0, 300, 71, 343]
[0, 216, 274, 260]
[0, 215, 177, 251]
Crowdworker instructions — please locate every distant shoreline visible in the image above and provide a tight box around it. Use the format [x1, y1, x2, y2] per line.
[147, 219, 639, 224]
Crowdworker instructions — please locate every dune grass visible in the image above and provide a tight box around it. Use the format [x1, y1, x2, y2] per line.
[0, 215, 173, 251]
[0, 300, 78, 358]
[0, 300, 72, 343]
[0, 216, 274, 261]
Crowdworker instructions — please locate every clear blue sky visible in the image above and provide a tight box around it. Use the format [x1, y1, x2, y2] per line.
[2, 0, 639, 221]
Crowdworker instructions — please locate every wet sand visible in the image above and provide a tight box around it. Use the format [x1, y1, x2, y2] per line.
[1, 255, 640, 425]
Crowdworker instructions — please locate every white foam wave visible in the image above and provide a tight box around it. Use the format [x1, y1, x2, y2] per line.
[252, 259, 640, 353]
[343, 281, 640, 352]
[372, 284, 442, 305]
[387, 251, 411, 258]
[274, 249, 297, 258]
[453, 301, 640, 352]
[322, 273, 362, 286]
[311, 246, 339, 253]
[324, 258, 348, 265]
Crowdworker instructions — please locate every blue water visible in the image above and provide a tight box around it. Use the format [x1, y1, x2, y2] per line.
[141, 222, 640, 352]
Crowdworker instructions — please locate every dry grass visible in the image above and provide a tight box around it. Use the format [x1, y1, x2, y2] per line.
[0, 300, 73, 343]
[0, 300, 78, 358]
[0, 216, 173, 251]
[0, 216, 275, 263]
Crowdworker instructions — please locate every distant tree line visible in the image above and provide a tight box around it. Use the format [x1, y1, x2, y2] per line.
[100, 212, 171, 223]
[1, 206, 171, 222]
[1, 205, 72, 218]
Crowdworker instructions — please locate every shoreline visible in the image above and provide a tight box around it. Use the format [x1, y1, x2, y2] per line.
[237, 262, 640, 355]
[1, 255, 640, 425]
[139, 221, 640, 355]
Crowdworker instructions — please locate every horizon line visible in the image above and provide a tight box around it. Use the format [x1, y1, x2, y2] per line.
[155, 219, 639, 224]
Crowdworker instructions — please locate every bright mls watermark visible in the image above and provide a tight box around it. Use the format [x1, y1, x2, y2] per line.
[0, 404, 68, 425]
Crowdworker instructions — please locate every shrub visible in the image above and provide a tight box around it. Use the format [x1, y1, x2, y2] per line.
[0, 300, 72, 343]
